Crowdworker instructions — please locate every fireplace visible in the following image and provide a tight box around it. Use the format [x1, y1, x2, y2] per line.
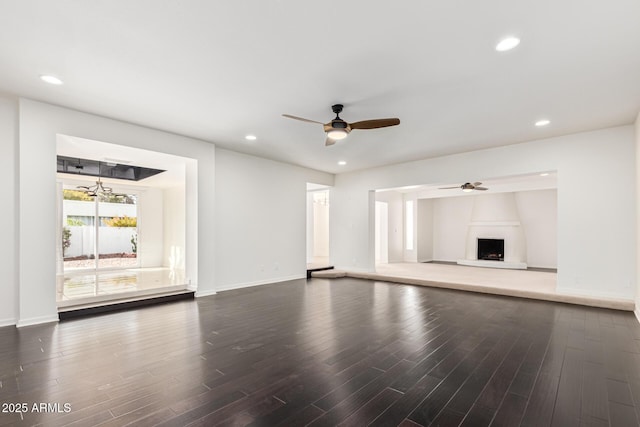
[477, 238, 504, 261]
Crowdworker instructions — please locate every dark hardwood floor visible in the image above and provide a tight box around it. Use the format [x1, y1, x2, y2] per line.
[1, 277, 640, 426]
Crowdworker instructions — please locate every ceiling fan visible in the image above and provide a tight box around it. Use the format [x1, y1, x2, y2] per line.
[283, 104, 400, 146]
[439, 182, 488, 192]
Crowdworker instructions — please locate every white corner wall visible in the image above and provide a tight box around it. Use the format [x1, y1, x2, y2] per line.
[138, 188, 164, 267]
[16, 98, 216, 326]
[214, 148, 332, 291]
[417, 199, 434, 262]
[375, 191, 404, 262]
[163, 186, 186, 270]
[0, 94, 18, 326]
[432, 196, 474, 262]
[515, 190, 557, 269]
[636, 112, 640, 321]
[332, 126, 636, 300]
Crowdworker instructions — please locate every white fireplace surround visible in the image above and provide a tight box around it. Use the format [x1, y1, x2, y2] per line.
[457, 193, 528, 269]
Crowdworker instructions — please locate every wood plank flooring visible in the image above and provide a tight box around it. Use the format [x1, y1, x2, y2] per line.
[1, 277, 640, 426]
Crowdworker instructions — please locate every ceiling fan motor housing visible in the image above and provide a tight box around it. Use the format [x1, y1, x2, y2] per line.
[331, 119, 348, 129]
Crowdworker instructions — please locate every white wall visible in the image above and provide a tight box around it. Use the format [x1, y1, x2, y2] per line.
[516, 190, 557, 268]
[332, 126, 636, 300]
[306, 192, 314, 263]
[636, 112, 640, 321]
[138, 188, 164, 267]
[417, 199, 434, 262]
[375, 191, 403, 262]
[16, 98, 215, 326]
[0, 95, 18, 326]
[433, 196, 474, 262]
[163, 185, 186, 270]
[215, 148, 332, 291]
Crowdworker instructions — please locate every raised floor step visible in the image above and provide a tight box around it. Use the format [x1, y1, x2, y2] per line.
[58, 290, 195, 320]
[306, 265, 334, 279]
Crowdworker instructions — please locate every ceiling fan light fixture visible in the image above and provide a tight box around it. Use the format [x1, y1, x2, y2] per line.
[327, 129, 348, 140]
[462, 188, 474, 192]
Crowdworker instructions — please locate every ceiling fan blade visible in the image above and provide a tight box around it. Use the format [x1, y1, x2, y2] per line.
[438, 186, 460, 189]
[472, 182, 483, 186]
[350, 118, 400, 130]
[325, 137, 336, 146]
[475, 187, 488, 191]
[282, 114, 324, 125]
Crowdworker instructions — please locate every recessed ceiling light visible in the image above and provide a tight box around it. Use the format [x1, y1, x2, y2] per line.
[535, 119, 550, 127]
[40, 75, 63, 85]
[245, 135, 257, 141]
[338, 161, 347, 166]
[495, 37, 520, 52]
[540, 173, 549, 176]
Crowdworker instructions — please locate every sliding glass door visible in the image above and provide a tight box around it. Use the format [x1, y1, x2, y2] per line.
[62, 189, 138, 272]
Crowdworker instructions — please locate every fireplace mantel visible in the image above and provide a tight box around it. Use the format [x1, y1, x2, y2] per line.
[457, 193, 528, 270]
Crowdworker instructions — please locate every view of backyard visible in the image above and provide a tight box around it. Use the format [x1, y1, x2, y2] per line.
[62, 189, 138, 270]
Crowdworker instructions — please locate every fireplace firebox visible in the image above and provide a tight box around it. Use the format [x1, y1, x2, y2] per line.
[477, 238, 504, 261]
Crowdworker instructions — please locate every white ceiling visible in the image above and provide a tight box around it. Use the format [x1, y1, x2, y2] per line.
[377, 172, 557, 198]
[56, 134, 189, 189]
[2, 1, 639, 174]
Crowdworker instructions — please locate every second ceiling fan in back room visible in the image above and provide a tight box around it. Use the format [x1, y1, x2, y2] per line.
[283, 104, 400, 146]
[439, 182, 489, 192]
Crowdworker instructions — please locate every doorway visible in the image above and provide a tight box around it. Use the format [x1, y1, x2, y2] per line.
[306, 184, 330, 269]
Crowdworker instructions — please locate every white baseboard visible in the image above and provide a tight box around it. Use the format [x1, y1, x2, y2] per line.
[195, 289, 217, 298]
[0, 317, 17, 328]
[457, 259, 527, 269]
[16, 314, 59, 328]
[215, 274, 305, 293]
[635, 307, 640, 324]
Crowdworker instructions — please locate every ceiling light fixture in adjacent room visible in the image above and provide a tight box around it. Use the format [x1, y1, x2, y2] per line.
[245, 134, 257, 141]
[40, 75, 63, 85]
[77, 177, 113, 197]
[495, 37, 520, 52]
[338, 160, 347, 166]
[535, 119, 551, 127]
[540, 172, 549, 176]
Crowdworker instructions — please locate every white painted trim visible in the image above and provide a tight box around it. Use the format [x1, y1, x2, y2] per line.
[334, 266, 374, 274]
[557, 286, 635, 302]
[468, 221, 521, 226]
[635, 308, 640, 324]
[457, 259, 527, 270]
[0, 318, 17, 327]
[215, 274, 306, 293]
[16, 315, 59, 328]
[195, 289, 218, 298]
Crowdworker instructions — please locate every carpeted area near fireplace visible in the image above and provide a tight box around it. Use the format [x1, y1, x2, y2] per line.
[312, 262, 634, 311]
